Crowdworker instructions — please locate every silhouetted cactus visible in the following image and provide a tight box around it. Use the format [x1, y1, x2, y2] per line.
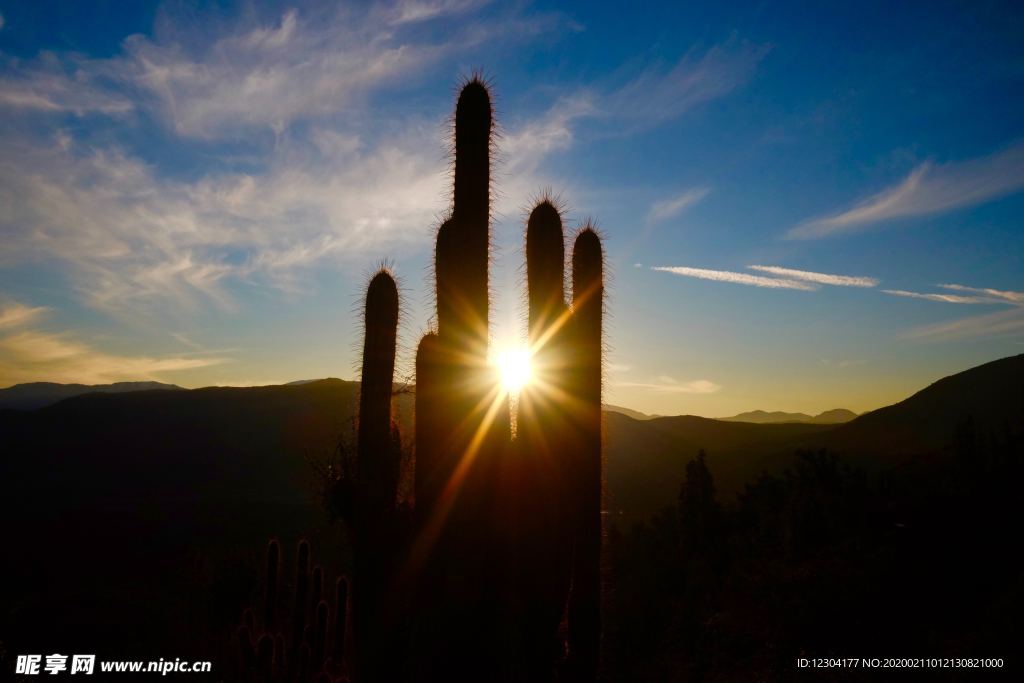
[332, 576, 349, 668]
[273, 633, 286, 681]
[312, 600, 329, 670]
[256, 633, 274, 679]
[352, 270, 403, 682]
[567, 225, 604, 682]
[233, 540, 351, 682]
[291, 539, 310, 664]
[347, 77, 606, 682]
[265, 539, 279, 631]
[237, 625, 255, 675]
[311, 565, 323, 612]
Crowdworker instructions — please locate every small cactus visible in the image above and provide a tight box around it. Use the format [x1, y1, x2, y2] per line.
[233, 540, 350, 682]
[312, 600, 329, 670]
[265, 539, 280, 631]
[291, 539, 310, 663]
[332, 576, 349, 668]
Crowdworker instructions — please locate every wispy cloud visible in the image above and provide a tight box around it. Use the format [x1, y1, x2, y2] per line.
[0, 127, 447, 313]
[890, 281, 1024, 341]
[0, 329, 225, 386]
[617, 376, 721, 394]
[119, 7, 455, 138]
[882, 289, 1003, 305]
[652, 266, 818, 290]
[647, 187, 710, 223]
[134, 7, 454, 138]
[0, 7, 767, 323]
[0, 302, 49, 328]
[937, 283, 1024, 305]
[788, 141, 1024, 239]
[883, 279, 1024, 305]
[390, 0, 490, 25]
[0, 53, 134, 115]
[608, 39, 769, 126]
[901, 307, 1024, 342]
[748, 265, 879, 288]
[503, 94, 596, 164]
[0, 4, 600, 314]
[0, 4, 522, 137]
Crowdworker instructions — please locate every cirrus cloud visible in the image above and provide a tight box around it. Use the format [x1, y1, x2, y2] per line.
[747, 265, 878, 288]
[617, 376, 721, 394]
[882, 289, 1000, 304]
[788, 141, 1024, 239]
[0, 329, 224, 386]
[647, 187, 710, 223]
[0, 302, 49, 328]
[652, 266, 818, 290]
[0, 300, 227, 386]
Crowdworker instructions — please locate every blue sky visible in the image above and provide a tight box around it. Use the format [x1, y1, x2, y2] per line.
[1, 0, 1022, 416]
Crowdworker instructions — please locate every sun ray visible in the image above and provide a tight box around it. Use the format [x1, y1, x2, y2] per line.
[404, 381, 507, 577]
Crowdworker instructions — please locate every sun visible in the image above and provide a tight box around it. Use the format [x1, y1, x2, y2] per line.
[496, 347, 533, 394]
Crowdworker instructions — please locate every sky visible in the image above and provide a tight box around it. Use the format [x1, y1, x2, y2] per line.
[0, 0, 1022, 417]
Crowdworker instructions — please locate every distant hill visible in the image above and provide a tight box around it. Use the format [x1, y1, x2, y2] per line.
[3, 356, 1020, 520]
[807, 353, 1024, 457]
[605, 413, 830, 522]
[3, 356, 1021, 525]
[810, 408, 858, 423]
[602, 403, 657, 420]
[719, 408, 856, 424]
[609, 354, 1024, 521]
[0, 380, 183, 410]
[2, 355, 1021, 656]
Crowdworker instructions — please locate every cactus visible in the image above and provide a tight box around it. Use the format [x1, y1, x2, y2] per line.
[230, 76, 604, 683]
[291, 539, 310, 667]
[264, 539, 279, 631]
[348, 77, 605, 681]
[233, 540, 351, 682]
[237, 625, 255, 675]
[311, 565, 323, 612]
[312, 599, 329, 670]
[256, 633, 274, 679]
[567, 225, 604, 682]
[351, 270, 403, 681]
[332, 576, 349, 667]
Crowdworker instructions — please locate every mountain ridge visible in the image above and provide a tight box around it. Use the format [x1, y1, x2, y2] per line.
[719, 408, 857, 424]
[0, 380, 184, 411]
[3, 355, 1021, 524]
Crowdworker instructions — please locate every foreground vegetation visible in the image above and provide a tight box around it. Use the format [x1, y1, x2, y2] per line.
[606, 421, 1022, 681]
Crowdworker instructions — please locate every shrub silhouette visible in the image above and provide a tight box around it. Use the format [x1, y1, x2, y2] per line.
[348, 77, 605, 682]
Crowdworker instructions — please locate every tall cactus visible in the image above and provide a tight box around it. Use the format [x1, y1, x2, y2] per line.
[351, 77, 605, 682]
[567, 225, 604, 682]
[353, 270, 402, 682]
